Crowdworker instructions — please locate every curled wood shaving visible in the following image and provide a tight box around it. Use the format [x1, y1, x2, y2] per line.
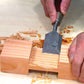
[16, 33, 24, 40]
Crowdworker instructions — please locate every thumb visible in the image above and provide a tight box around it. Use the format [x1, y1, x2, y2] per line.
[68, 38, 77, 63]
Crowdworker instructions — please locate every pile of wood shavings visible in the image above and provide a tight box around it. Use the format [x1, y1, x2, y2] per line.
[59, 26, 74, 35]
[0, 30, 43, 53]
[59, 26, 74, 44]
[30, 72, 57, 84]
[0, 27, 74, 52]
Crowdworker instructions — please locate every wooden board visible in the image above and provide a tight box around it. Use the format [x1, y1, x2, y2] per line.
[1, 39, 32, 74]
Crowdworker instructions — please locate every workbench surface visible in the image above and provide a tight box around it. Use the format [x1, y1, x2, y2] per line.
[0, 0, 84, 84]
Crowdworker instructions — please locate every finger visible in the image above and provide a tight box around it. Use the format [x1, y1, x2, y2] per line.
[61, 0, 71, 15]
[79, 62, 84, 83]
[41, 0, 49, 17]
[46, 0, 57, 23]
[68, 38, 77, 62]
[72, 38, 84, 79]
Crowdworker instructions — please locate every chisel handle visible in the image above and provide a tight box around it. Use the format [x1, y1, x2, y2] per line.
[53, 0, 64, 31]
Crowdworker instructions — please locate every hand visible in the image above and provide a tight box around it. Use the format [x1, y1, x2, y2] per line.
[69, 32, 84, 82]
[41, 0, 71, 23]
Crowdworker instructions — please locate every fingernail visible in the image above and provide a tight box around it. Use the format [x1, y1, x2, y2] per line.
[50, 16, 56, 23]
[62, 7, 68, 15]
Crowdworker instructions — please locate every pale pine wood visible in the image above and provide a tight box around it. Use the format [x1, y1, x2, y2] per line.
[1, 39, 32, 75]
[58, 63, 76, 80]
[0, 39, 76, 80]
[58, 43, 76, 80]
[29, 47, 59, 72]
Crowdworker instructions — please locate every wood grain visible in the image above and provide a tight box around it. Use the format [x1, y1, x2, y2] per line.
[29, 47, 59, 72]
[0, 39, 76, 80]
[1, 39, 32, 74]
[58, 43, 76, 80]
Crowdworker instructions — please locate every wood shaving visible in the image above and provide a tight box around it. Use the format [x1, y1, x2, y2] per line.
[20, 30, 38, 34]
[17, 33, 22, 39]
[32, 40, 44, 48]
[67, 26, 73, 28]
[10, 34, 17, 39]
[10, 34, 24, 40]
[66, 30, 70, 33]
[62, 38, 73, 44]
[30, 34, 37, 37]
[37, 34, 41, 38]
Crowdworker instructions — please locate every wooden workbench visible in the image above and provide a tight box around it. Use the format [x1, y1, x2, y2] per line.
[0, 0, 84, 84]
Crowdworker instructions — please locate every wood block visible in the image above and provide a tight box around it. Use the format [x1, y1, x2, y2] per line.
[0, 39, 76, 80]
[29, 47, 59, 72]
[58, 44, 76, 80]
[1, 39, 32, 75]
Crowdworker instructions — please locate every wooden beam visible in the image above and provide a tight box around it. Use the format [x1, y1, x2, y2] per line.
[1, 39, 32, 75]
[0, 39, 76, 80]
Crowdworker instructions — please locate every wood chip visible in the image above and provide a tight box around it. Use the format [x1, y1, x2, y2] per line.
[30, 34, 37, 37]
[63, 28, 67, 31]
[16, 33, 24, 40]
[62, 38, 72, 44]
[32, 40, 44, 48]
[20, 31, 38, 34]
[10, 34, 17, 39]
[67, 30, 70, 33]
[67, 26, 73, 28]
[38, 34, 41, 38]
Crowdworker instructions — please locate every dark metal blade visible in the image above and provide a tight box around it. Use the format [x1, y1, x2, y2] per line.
[43, 31, 62, 55]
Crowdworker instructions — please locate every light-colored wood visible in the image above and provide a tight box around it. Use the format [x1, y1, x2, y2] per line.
[0, 39, 76, 80]
[29, 47, 59, 72]
[58, 63, 76, 80]
[58, 44, 76, 80]
[0, 37, 9, 40]
[1, 39, 32, 75]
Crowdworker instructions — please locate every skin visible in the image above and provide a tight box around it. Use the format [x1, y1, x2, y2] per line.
[41, 0, 71, 23]
[69, 32, 84, 82]
[41, 0, 84, 82]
